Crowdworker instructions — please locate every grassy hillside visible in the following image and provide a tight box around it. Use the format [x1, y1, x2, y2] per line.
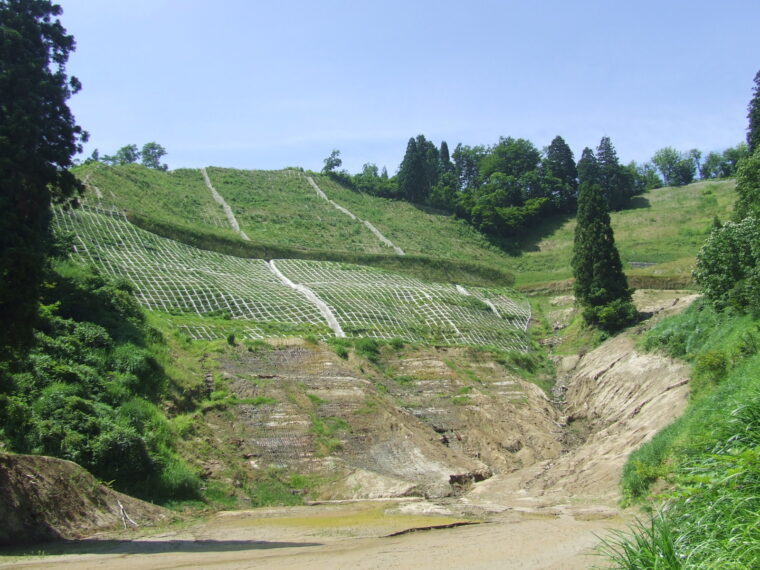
[507, 180, 736, 288]
[602, 300, 760, 567]
[314, 174, 512, 268]
[76, 163, 238, 241]
[205, 168, 392, 253]
[75, 164, 735, 295]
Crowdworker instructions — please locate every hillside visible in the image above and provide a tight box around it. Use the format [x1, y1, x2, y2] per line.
[73, 164, 736, 293]
[11, 161, 737, 555]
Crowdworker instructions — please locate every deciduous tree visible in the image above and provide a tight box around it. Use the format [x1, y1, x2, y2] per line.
[140, 142, 167, 170]
[322, 149, 342, 174]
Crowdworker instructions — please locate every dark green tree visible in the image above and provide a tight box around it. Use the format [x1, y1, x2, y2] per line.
[748, 70, 760, 153]
[577, 147, 599, 187]
[397, 135, 439, 203]
[652, 146, 697, 186]
[733, 146, 760, 220]
[0, 0, 87, 348]
[140, 142, 167, 170]
[572, 181, 636, 331]
[439, 140, 453, 173]
[627, 161, 662, 193]
[543, 135, 578, 212]
[596, 136, 633, 210]
[452, 143, 486, 192]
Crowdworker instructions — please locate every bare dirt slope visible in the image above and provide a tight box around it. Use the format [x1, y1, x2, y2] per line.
[0, 454, 171, 546]
[1, 292, 696, 568]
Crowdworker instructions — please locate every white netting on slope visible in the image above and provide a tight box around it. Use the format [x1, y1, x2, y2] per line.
[275, 260, 531, 351]
[53, 207, 531, 350]
[53, 206, 326, 326]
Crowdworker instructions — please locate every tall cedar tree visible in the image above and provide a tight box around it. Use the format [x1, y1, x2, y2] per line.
[596, 136, 632, 211]
[0, 0, 87, 348]
[397, 135, 439, 203]
[572, 181, 635, 331]
[748, 70, 760, 153]
[543, 135, 578, 212]
[577, 147, 599, 186]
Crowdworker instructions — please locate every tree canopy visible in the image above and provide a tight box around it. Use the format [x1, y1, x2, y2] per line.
[572, 181, 636, 331]
[0, 0, 87, 347]
[748, 70, 760, 153]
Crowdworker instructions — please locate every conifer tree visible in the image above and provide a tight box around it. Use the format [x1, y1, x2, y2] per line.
[0, 0, 87, 348]
[572, 182, 637, 331]
[596, 136, 633, 211]
[748, 70, 760, 153]
[397, 135, 439, 203]
[543, 136, 578, 212]
[577, 147, 599, 187]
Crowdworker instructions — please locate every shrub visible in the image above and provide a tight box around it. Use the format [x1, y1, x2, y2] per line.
[582, 298, 638, 333]
[694, 217, 760, 314]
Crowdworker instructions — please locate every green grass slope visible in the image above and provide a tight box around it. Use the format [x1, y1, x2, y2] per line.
[504, 179, 736, 288]
[603, 299, 760, 568]
[74, 164, 735, 293]
[76, 163, 238, 241]
[314, 174, 511, 267]
[205, 168, 392, 253]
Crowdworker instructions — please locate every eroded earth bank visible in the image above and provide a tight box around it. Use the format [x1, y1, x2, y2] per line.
[1, 292, 697, 569]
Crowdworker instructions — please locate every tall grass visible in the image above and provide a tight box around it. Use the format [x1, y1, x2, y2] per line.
[609, 300, 760, 568]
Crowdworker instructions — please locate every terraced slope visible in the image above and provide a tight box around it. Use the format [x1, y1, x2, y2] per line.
[53, 205, 530, 351]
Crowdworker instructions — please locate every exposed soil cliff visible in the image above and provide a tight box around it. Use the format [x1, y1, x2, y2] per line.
[0, 454, 170, 546]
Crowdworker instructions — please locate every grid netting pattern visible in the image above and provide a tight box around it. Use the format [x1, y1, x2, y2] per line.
[53, 206, 325, 326]
[275, 260, 531, 351]
[53, 206, 531, 350]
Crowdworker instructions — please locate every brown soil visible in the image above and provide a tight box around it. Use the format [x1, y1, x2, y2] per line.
[0, 291, 697, 568]
[0, 454, 171, 546]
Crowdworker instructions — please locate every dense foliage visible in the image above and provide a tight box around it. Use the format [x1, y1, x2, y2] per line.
[571, 182, 636, 331]
[695, 145, 760, 315]
[0, 0, 87, 348]
[609, 68, 760, 568]
[0, 261, 200, 501]
[88, 142, 168, 170]
[748, 70, 760, 153]
[608, 300, 760, 568]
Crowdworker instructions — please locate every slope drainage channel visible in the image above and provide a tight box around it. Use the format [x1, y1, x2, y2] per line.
[268, 259, 346, 337]
[201, 167, 250, 241]
[306, 176, 405, 256]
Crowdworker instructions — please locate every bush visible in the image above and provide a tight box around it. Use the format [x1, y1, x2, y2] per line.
[582, 299, 638, 333]
[694, 217, 760, 314]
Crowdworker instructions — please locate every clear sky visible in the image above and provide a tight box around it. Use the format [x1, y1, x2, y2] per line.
[59, 0, 759, 173]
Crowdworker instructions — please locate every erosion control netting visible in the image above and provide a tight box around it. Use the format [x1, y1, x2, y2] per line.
[53, 206, 325, 326]
[275, 260, 531, 351]
[53, 206, 531, 350]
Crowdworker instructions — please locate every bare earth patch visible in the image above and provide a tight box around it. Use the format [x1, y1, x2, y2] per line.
[0, 294, 697, 569]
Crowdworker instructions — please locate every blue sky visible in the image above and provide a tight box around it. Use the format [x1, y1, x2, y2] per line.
[60, 0, 759, 173]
